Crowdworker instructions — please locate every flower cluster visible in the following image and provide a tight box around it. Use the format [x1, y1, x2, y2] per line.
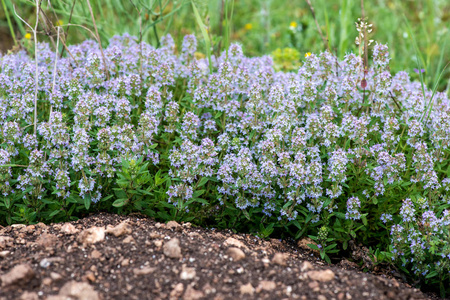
[1, 34, 449, 292]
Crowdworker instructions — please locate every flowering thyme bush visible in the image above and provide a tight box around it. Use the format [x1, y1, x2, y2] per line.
[0, 34, 449, 295]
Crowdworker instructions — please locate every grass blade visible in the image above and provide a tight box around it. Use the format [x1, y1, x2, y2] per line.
[191, 1, 212, 73]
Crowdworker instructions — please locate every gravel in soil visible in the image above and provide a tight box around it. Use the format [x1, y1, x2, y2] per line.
[0, 213, 442, 300]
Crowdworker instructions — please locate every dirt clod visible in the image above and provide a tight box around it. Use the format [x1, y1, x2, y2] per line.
[163, 238, 182, 258]
[1, 264, 35, 288]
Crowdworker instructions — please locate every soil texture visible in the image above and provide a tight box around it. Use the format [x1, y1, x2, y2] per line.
[0, 213, 443, 300]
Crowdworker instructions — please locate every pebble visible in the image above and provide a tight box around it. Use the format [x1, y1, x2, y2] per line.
[272, 252, 287, 266]
[122, 236, 135, 244]
[308, 281, 320, 292]
[256, 280, 276, 293]
[19, 291, 38, 300]
[0, 236, 14, 249]
[226, 247, 245, 261]
[240, 283, 254, 295]
[170, 283, 184, 298]
[91, 249, 102, 259]
[223, 237, 247, 249]
[300, 261, 314, 272]
[183, 286, 204, 300]
[106, 221, 131, 237]
[163, 238, 182, 259]
[85, 271, 96, 282]
[167, 220, 182, 231]
[121, 258, 130, 267]
[133, 266, 156, 275]
[307, 269, 335, 282]
[0, 264, 35, 288]
[180, 264, 196, 280]
[35, 233, 58, 249]
[77, 227, 105, 245]
[61, 223, 79, 235]
[50, 272, 63, 281]
[47, 281, 99, 300]
[42, 277, 52, 286]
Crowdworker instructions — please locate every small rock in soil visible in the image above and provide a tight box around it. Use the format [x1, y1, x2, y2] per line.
[308, 281, 320, 292]
[133, 266, 156, 276]
[163, 238, 182, 259]
[122, 235, 135, 244]
[0, 236, 13, 249]
[19, 291, 39, 300]
[61, 223, 79, 235]
[77, 226, 105, 245]
[226, 247, 245, 261]
[183, 286, 204, 300]
[105, 221, 131, 237]
[91, 249, 102, 259]
[300, 260, 314, 272]
[240, 283, 255, 295]
[167, 220, 182, 231]
[256, 280, 277, 292]
[47, 280, 99, 300]
[307, 269, 335, 282]
[223, 237, 247, 249]
[50, 272, 63, 281]
[272, 252, 287, 266]
[154, 239, 163, 248]
[180, 264, 196, 280]
[35, 233, 58, 249]
[0, 263, 35, 288]
[170, 282, 184, 298]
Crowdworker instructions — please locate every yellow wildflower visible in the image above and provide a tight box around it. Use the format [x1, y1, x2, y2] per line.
[244, 23, 253, 30]
[24, 33, 31, 40]
[290, 21, 297, 28]
[56, 20, 64, 26]
[305, 52, 312, 58]
[194, 52, 205, 59]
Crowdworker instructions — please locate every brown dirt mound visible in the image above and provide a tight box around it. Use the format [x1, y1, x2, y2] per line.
[0, 213, 442, 300]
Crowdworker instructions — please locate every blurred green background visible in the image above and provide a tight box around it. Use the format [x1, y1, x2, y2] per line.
[0, 0, 449, 91]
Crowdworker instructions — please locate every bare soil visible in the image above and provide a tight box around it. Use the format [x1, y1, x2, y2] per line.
[0, 213, 443, 300]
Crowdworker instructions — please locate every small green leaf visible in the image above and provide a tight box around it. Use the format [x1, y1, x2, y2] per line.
[215, 111, 223, 119]
[292, 220, 301, 230]
[49, 209, 61, 217]
[334, 212, 346, 219]
[157, 211, 171, 221]
[121, 158, 130, 169]
[425, 271, 438, 279]
[137, 189, 153, 196]
[242, 209, 251, 220]
[197, 177, 209, 187]
[325, 243, 337, 251]
[193, 190, 205, 198]
[191, 198, 208, 205]
[361, 215, 368, 226]
[112, 198, 128, 207]
[84, 194, 91, 210]
[101, 195, 114, 202]
[307, 244, 320, 251]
